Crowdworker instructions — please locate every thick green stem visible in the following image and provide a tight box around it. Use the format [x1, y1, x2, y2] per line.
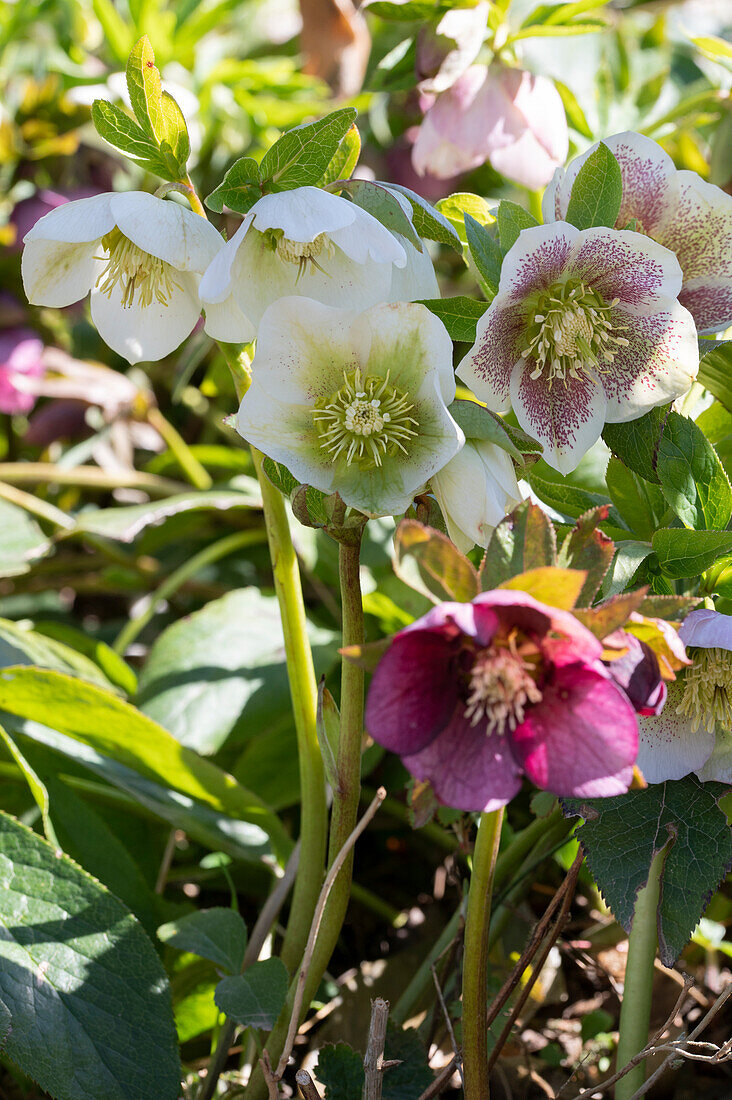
[462, 808, 505, 1100]
[614, 846, 665, 1100]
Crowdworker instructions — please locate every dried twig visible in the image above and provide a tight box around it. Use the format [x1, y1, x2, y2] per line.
[296, 1069, 321, 1099]
[275, 788, 387, 1079]
[363, 997, 391, 1100]
[260, 1051, 281, 1099]
[430, 965, 464, 1090]
[415, 1055, 459, 1100]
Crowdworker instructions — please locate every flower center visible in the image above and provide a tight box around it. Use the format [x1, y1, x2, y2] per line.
[464, 647, 542, 735]
[272, 231, 336, 277]
[312, 369, 418, 469]
[676, 647, 732, 732]
[96, 227, 180, 309]
[522, 280, 630, 388]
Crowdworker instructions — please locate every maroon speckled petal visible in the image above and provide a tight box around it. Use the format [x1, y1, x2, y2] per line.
[456, 296, 525, 414]
[568, 228, 681, 310]
[511, 663, 637, 797]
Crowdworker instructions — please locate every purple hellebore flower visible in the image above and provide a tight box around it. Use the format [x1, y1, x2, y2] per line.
[365, 589, 639, 812]
[544, 132, 732, 335]
[0, 329, 45, 414]
[639, 608, 732, 784]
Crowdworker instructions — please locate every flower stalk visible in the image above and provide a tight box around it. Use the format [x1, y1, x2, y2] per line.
[614, 845, 666, 1100]
[462, 807, 505, 1100]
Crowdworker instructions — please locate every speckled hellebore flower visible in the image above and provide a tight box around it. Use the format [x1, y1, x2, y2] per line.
[235, 298, 464, 517]
[431, 439, 522, 552]
[365, 590, 639, 811]
[412, 64, 568, 189]
[22, 192, 223, 364]
[544, 131, 732, 335]
[199, 186, 438, 342]
[457, 222, 699, 474]
[639, 609, 732, 784]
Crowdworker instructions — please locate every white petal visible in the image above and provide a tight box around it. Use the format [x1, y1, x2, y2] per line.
[601, 299, 699, 423]
[202, 297, 256, 342]
[111, 192, 224, 274]
[388, 235, 440, 301]
[23, 192, 115, 244]
[456, 296, 524, 414]
[351, 301, 456, 404]
[432, 440, 521, 550]
[250, 187, 356, 240]
[541, 165, 564, 223]
[21, 239, 98, 307]
[568, 227, 684, 312]
[695, 728, 732, 784]
[510, 358, 606, 475]
[90, 272, 201, 364]
[330, 204, 408, 266]
[679, 608, 732, 650]
[198, 217, 253, 305]
[638, 683, 716, 783]
[497, 221, 578, 301]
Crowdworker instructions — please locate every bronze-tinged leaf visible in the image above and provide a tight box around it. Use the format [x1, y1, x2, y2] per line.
[394, 520, 480, 604]
[498, 567, 587, 610]
[572, 589, 649, 639]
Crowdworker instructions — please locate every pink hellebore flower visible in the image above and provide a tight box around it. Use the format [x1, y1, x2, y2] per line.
[544, 132, 732, 335]
[457, 221, 699, 473]
[639, 609, 732, 784]
[603, 629, 667, 716]
[0, 329, 44, 414]
[412, 64, 568, 190]
[416, 3, 490, 94]
[365, 590, 638, 812]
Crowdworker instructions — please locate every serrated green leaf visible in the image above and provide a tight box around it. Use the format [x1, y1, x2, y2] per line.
[205, 157, 262, 214]
[464, 213, 502, 297]
[418, 296, 487, 342]
[316, 1042, 365, 1099]
[91, 99, 173, 178]
[214, 957, 288, 1028]
[0, 722, 57, 845]
[0, 666, 291, 862]
[125, 36, 189, 176]
[481, 501, 557, 589]
[526, 472, 625, 528]
[159, 908, 248, 974]
[605, 457, 668, 541]
[698, 342, 732, 411]
[319, 123, 361, 187]
[448, 399, 523, 462]
[383, 183, 462, 248]
[496, 200, 538, 251]
[382, 1023, 434, 1099]
[0, 811, 181, 1100]
[260, 108, 357, 191]
[565, 142, 623, 230]
[602, 406, 667, 484]
[394, 520, 480, 604]
[262, 457, 301, 498]
[652, 528, 732, 579]
[564, 777, 732, 965]
[657, 411, 732, 530]
[340, 179, 422, 250]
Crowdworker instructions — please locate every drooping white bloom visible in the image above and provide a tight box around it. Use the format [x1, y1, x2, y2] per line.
[431, 439, 522, 552]
[22, 192, 223, 364]
[638, 608, 732, 783]
[457, 221, 699, 474]
[236, 298, 464, 517]
[544, 131, 732, 335]
[199, 186, 439, 342]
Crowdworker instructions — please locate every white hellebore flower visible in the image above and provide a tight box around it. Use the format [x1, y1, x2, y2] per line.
[236, 298, 464, 517]
[198, 186, 439, 342]
[22, 191, 223, 364]
[431, 439, 522, 552]
[457, 222, 699, 474]
[544, 132, 732, 334]
[639, 609, 732, 785]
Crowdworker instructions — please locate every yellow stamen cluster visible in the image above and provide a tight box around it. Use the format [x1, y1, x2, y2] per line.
[676, 647, 732, 732]
[522, 280, 630, 388]
[464, 642, 542, 735]
[96, 227, 180, 309]
[312, 369, 418, 468]
[274, 232, 336, 278]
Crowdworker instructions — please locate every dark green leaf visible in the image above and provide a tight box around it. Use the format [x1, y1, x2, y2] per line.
[603, 539, 653, 596]
[0, 811, 181, 1100]
[605, 457, 668, 541]
[526, 473, 625, 528]
[340, 179, 422, 250]
[657, 411, 732, 530]
[384, 183, 462, 248]
[205, 157, 262, 214]
[382, 1024, 434, 1099]
[698, 342, 732, 412]
[260, 108, 357, 191]
[464, 213, 503, 298]
[262, 457, 301, 498]
[158, 908, 248, 974]
[418, 296, 487, 343]
[565, 142, 623, 230]
[652, 528, 732, 579]
[563, 777, 732, 965]
[603, 406, 668, 484]
[214, 957, 288, 1028]
[448, 400, 523, 462]
[496, 200, 538, 251]
[316, 1042, 365, 1099]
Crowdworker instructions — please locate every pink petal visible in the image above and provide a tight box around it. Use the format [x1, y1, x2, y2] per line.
[511, 663, 637, 797]
[473, 589, 603, 665]
[658, 172, 732, 334]
[456, 296, 524, 414]
[637, 682, 716, 783]
[600, 300, 699, 423]
[402, 707, 523, 811]
[605, 133, 677, 237]
[569, 228, 682, 311]
[510, 357, 606, 475]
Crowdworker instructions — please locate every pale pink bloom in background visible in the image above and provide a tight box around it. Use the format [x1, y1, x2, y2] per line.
[412, 64, 568, 189]
[416, 3, 489, 94]
[0, 329, 45, 414]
